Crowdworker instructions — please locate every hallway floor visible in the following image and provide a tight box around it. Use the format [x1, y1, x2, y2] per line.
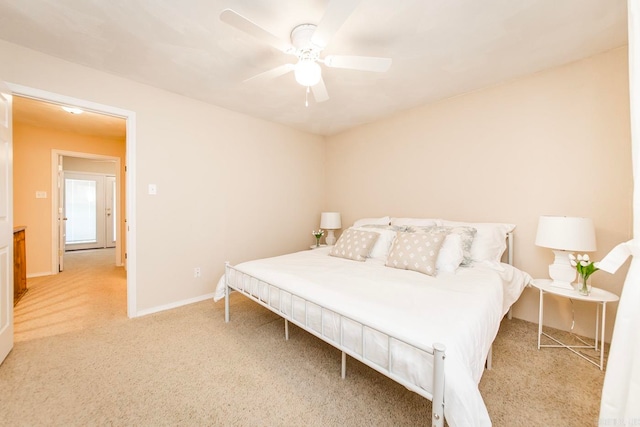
[13, 248, 127, 342]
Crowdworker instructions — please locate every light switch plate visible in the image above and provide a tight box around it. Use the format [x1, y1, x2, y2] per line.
[36, 191, 47, 199]
[148, 184, 157, 195]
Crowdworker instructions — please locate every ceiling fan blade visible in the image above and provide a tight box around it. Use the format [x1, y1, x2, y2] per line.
[324, 55, 392, 72]
[220, 9, 295, 54]
[312, 77, 330, 103]
[243, 64, 295, 83]
[311, 0, 361, 48]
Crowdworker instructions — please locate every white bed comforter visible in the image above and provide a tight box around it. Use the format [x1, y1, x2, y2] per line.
[214, 248, 530, 426]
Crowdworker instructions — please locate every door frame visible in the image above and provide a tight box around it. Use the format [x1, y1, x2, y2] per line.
[8, 83, 138, 318]
[54, 154, 121, 258]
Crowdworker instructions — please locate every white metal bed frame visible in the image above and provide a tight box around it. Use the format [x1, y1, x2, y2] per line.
[223, 232, 514, 427]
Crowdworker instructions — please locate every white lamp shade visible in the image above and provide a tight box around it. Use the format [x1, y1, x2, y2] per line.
[535, 216, 596, 252]
[320, 212, 342, 230]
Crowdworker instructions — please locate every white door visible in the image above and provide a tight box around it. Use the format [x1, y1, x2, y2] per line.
[64, 172, 115, 251]
[105, 176, 116, 248]
[0, 79, 13, 365]
[64, 172, 104, 251]
[57, 155, 65, 272]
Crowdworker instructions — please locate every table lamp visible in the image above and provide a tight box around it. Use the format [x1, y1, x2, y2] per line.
[535, 215, 596, 289]
[320, 212, 342, 246]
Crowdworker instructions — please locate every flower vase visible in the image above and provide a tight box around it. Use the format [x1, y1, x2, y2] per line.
[315, 238, 320, 248]
[578, 276, 591, 296]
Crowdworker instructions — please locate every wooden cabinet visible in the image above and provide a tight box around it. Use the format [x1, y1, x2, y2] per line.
[13, 226, 27, 305]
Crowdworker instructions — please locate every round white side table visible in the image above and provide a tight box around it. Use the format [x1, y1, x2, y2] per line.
[530, 278, 619, 370]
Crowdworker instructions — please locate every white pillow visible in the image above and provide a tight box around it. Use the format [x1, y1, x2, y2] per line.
[353, 216, 391, 227]
[390, 217, 441, 227]
[352, 226, 397, 261]
[436, 233, 464, 272]
[440, 220, 515, 263]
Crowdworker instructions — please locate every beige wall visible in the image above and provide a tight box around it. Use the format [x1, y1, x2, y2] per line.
[325, 47, 632, 340]
[1, 40, 325, 313]
[13, 123, 126, 276]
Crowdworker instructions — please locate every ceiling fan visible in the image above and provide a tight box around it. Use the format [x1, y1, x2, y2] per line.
[219, 0, 392, 105]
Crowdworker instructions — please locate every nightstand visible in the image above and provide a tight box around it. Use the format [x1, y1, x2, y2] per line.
[530, 278, 619, 370]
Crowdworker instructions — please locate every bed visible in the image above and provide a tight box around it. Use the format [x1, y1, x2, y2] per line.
[214, 217, 531, 427]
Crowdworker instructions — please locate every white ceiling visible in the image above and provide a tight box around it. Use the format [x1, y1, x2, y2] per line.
[0, 0, 629, 136]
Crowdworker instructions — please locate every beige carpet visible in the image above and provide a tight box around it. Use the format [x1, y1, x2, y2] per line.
[1, 249, 606, 426]
[13, 248, 127, 343]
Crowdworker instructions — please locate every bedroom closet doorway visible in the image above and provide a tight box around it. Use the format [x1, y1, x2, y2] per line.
[9, 83, 138, 318]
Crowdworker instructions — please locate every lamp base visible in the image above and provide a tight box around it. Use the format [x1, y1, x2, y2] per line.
[548, 250, 576, 289]
[326, 230, 336, 246]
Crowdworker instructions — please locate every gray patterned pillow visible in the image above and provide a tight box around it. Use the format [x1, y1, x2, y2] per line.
[408, 225, 477, 266]
[360, 224, 409, 232]
[329, 228, 380, 262]
[385, 230, 448, 276]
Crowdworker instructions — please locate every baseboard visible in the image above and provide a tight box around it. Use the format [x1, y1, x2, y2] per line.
[27, 271, 55, 279]
[134, 292, 215, 318]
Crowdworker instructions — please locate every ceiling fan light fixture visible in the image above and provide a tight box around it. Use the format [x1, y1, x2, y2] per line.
[62, 106, 83, 115]
[294, 59, 321, 87]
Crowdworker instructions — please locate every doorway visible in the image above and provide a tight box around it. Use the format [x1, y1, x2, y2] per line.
[9, 83, 137, 317]
[64, 172, 117, 251]
[53, 152, 122, 272]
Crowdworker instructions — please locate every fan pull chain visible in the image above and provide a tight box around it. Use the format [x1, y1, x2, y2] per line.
[305, 86, 310, 107]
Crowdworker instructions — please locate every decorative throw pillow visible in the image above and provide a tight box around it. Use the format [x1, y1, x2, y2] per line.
[360, 224, 409, 232]
[385, 230, 448, 276]
[440, 220, 514, 263]
[390, 217, 441, 227]
[352, 226, 399, 261]
[329, 228, 380, 262]
[408, 225, 477, 266]
[440, 226, 476, 266]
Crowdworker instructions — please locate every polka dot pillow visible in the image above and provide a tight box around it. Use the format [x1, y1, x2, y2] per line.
[329, 228, 380, 262]
[385, 230, 448, 276]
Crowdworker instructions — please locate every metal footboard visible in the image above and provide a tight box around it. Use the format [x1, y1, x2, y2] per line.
[224, 262, 446, 427]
